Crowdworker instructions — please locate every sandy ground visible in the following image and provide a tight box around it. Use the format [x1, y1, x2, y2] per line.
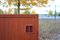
[39, 19, 60, 40]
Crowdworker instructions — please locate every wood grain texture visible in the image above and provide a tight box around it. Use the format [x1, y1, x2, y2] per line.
[0, 14, 38, 40]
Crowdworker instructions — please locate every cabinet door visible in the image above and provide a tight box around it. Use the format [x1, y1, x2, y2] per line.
[0, 18, 5, 40]
[17, 18, 38, 40]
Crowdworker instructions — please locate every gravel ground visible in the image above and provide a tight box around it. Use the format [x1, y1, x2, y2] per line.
[39, 19, 60, 40]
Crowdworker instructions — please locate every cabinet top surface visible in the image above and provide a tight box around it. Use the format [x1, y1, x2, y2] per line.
[0, 14, 38, 18]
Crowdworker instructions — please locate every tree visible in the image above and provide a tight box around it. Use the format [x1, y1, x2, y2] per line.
[24, 9, 30, 14]
[7, 0, 17, 6]
[32, 10, 36, 14]
[38, 0, 48, 6]
[54, 10, 57, 19]
[7, 0, 20, 14]
[58, 12, 60, 16]
[48, 10, 53, 16]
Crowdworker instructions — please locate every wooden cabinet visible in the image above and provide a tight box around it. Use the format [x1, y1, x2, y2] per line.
[0, 15, 38, 40]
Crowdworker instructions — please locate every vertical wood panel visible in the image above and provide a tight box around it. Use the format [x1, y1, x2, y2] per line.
[0, 18, 5, 40]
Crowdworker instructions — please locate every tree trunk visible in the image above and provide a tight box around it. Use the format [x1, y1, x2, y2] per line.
[18, 0, 20, 14]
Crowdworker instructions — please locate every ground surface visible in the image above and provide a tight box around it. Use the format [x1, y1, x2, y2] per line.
[39, 19, 60, 40]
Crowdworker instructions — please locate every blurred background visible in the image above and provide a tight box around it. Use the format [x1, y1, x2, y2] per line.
[0, 0, 60, 40]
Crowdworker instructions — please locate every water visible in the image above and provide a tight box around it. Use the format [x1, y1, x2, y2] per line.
[39, 14, 60, 19]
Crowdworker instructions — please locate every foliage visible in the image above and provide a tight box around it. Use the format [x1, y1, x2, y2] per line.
[54, 10, 57, 17]
[20, 0, 27, 5]
[58, 12, 60, 16]
[0, 9, 4, 14]
[20, 0, 48, 6]
[48, 10, 53, 16]
[32, 10, 36, 14]
[31, 2, 37, 6]
[14, 8, 18, 14]
[7, 0, 18, 6]
[38, 0, 48, 6]
[13, 2, 18, 6]
[24, 10, 30, 14]
[8, 8, 12, 14]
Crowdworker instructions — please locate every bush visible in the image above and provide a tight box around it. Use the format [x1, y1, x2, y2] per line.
[58, 13, 60, 16]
